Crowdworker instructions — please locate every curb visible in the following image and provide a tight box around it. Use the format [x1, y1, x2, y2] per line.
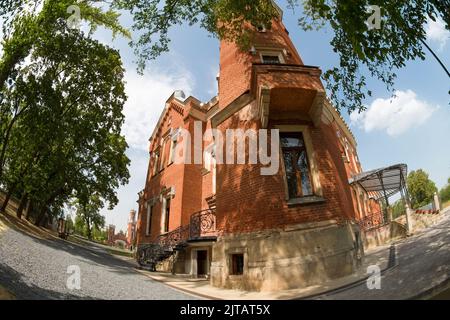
[134, 268, 218, 300]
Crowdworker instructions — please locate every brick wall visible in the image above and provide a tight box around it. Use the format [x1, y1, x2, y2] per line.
[215, 106, 357, 235]
[219, 19, 303, 110]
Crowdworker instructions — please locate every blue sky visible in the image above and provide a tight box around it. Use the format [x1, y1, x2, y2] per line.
[91, 1, 450, 231]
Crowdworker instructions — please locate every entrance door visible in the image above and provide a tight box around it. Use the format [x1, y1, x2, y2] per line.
[196, 250, 208, 277]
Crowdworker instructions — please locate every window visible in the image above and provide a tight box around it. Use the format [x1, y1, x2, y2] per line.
[168, 130, 179, 165]
[152, 152, 160, 176]
[159, 140, 167, 171]
[261, 54, 281, 64]
[231, 254, 244, 275]
[281, 132, 314, 198]
[163, 198, 171, 233]
[146, 204, 153, 236]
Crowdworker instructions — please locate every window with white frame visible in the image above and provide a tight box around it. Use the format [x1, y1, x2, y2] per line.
[260, 51, 284, 64]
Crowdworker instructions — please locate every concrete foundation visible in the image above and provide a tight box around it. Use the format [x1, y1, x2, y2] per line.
[362, 222, 407, 251]
[210, 220, 358, 292]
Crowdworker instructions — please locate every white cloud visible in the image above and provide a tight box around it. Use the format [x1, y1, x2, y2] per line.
[350, 90, 437, 136]
[122, 67, 194, 151]
[207, 66, 219, 97]
[102, 64, 195, 229]
[426, 17, 450, 51]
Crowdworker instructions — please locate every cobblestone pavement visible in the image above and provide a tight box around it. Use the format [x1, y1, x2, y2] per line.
[312, 214, 450, 300]
[0, 222, 198, 300]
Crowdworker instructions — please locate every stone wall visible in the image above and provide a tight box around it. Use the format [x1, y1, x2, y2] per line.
[210, 220, 357, 292]
[362, 221, 407, 251]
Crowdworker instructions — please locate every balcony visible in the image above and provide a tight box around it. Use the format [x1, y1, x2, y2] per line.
[137, 209, 217, 268]
[251, 63, 326, 127]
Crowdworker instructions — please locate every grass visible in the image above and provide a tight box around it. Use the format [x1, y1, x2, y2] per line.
[443, 200, 450, 210]
[69, 234, 134, 258]
[106, 248, 134, 258]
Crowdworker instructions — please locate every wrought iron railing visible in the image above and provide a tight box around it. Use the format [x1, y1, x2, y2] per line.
[189, 209, 217, 239]
[157, 225, 190, 248]
[137, 209, 217, 268]
[358, 212, 387, 231]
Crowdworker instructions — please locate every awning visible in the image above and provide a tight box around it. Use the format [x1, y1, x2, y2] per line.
[349, 164, 408, 201]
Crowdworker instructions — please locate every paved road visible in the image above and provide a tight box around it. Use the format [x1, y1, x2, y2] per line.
[312, 214, 450, 300]
[1, 214, 449, 300]
[0, 222, 198, 300]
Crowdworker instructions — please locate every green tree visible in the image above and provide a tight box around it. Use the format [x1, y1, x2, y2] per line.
[439, 178, 450, 203]
[74, 214, 87, 236]
[0, 10, 130, 225]
[407, 169, 438, 209]
[92, 227, 108, 243]
[1, 1, 448, 113]
[72, 195, 106, 240]
[65, 215, 74, 234]
[114, 0, 450, 112]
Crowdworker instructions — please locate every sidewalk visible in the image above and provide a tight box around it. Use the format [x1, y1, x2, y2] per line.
[137, 244, 394, 300]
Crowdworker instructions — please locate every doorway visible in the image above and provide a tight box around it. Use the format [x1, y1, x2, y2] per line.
[196, 250, 208, 277]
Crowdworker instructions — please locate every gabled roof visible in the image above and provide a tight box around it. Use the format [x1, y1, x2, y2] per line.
[148, 92, 219, 147]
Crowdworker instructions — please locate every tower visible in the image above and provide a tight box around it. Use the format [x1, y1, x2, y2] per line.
[127, 209, 137, 249]
[218, 11, 304, 110]
[107, 225, 115, 245]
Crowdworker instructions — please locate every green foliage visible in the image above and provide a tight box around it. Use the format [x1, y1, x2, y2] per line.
[72, 194, 106, 240]
[407, 169, 438, 209]
[439, 178, 450, 203]
[290, 0, 449, 112]
[0, 0, 130, 225]
[114, 0, 449, 112]
[391, 199, 406, 220]
[2, 0, 448, 113]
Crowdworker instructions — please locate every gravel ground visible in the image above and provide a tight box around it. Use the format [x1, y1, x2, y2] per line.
[0, 223, 198, 300]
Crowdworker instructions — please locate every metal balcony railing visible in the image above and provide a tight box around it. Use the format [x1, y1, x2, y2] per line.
[358, 212, 388, 231]
[137, 209, 217, 269]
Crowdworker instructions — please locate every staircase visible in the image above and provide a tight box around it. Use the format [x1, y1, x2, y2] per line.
[137, 209, 217, 271]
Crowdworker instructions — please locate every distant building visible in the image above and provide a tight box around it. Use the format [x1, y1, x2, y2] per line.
[107, 210, 137, 250]
[126, 209, 137, 250]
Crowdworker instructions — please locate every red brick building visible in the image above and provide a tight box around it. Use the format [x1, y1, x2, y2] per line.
[135, 2, 385, 291]
[107, 209, 137, 249]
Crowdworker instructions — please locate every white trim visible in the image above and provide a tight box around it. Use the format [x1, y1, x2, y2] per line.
[259, 50, 285, 64]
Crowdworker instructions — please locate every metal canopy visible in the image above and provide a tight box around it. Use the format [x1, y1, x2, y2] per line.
[349, 164, 408, 201]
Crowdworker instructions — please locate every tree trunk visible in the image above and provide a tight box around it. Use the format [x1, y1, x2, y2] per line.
[35, 205, 48, 227]
[85, 215, 92, 240]
[25, 200, 33, 221]
[34, 187, 64, 226]
[0, 118, 16, 181]
[16, 193, 28, 219]
[0, 186, 15, 213]
[86, 227, 92, 241]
